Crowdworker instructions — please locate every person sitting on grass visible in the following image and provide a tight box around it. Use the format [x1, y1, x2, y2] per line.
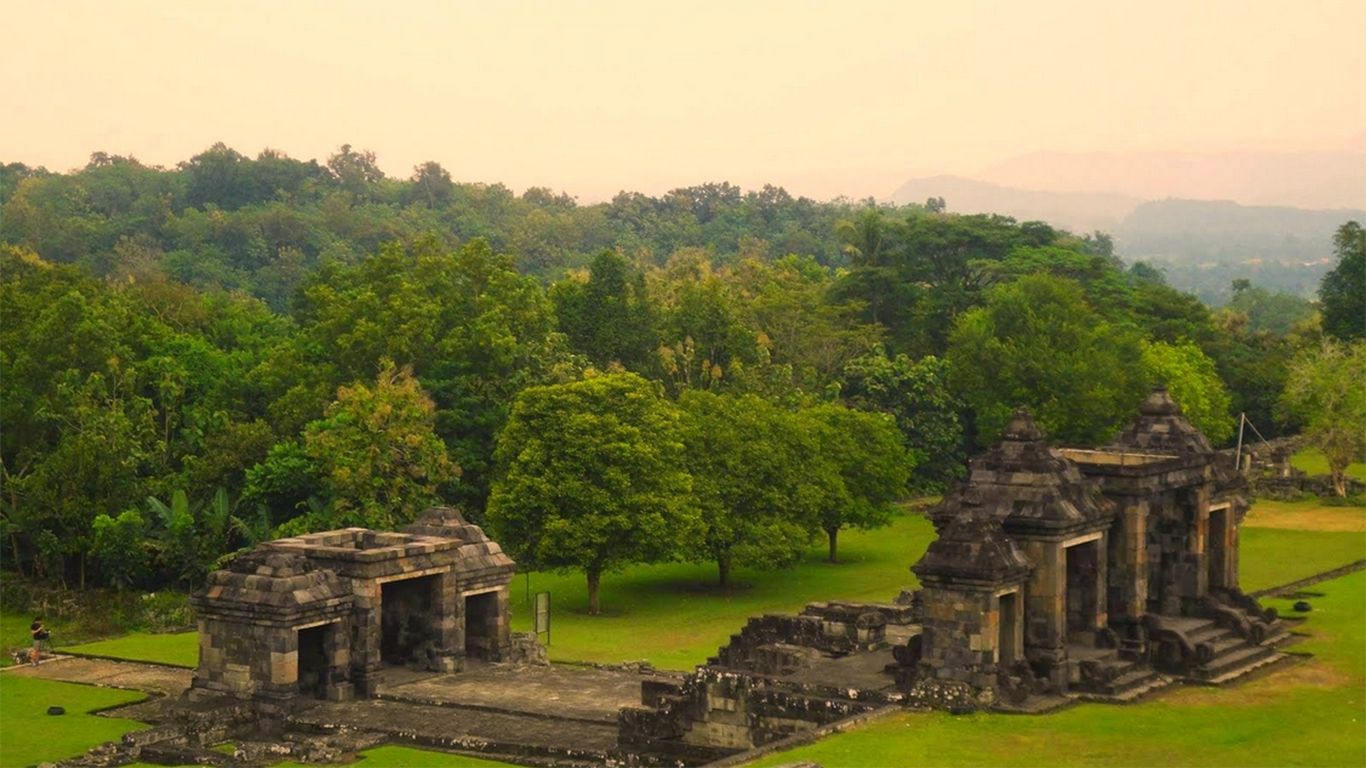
[29, 617, 50, 665]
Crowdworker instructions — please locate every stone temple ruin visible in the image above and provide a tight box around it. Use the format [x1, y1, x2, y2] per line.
[189, 506, 517, 710]
[64, 389, 1298, 767]
[617, 388, 1293, 762]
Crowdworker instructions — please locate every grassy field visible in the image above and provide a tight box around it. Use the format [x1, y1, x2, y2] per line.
[751, 568, 1366, 768]
[0, 612, 92, 668]
[0, 675, 149, 766]
[509, 511, 936, 669]
[63, 630, 199, 668]
[1291, 448, 1366, 482]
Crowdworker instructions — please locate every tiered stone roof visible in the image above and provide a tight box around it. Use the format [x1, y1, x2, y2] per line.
[912, 510, 1031, 586]
[190, 549, 351, 626]
[402, 505, 516, 582]
[1110, 386, 1213, 456]
[933, 409, 1114, 537]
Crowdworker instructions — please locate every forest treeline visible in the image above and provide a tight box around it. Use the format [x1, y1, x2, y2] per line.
[2, 146, 1362, 597]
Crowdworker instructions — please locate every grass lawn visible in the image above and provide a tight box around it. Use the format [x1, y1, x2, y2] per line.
[0, 613, 92, 668]
[63, 630, 199, 668]
[1291, 448, 1366, 482]
[750, 568, 1366, 768]
[1239, 527, 1366, 591]
[508, 511, 936, 670]
[1244, 498, 1366, 533]
[0, 675, 149, 766]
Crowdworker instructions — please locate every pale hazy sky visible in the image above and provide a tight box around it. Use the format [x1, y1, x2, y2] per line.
[4, 0, 1364, 201]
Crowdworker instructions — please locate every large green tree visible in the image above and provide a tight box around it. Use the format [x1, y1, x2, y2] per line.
[946, 274, 1147, 445]
[805, 405, 911, 562]
[678, 391, 826, 587]
[1280, 340, 1366, 496]
[552, 250, 658, 372]
[284, 237, 573, 512]
[1319, 221, 1365, 341]
[839, 352, 965, 490]
[487, 373, 698, 614]
[299, 362, 459, 531]
[1140, 340, 1235, 444]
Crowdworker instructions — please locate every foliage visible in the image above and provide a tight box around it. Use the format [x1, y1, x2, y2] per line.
[1280, 339, 1366, 496]
[1225, 279, 1318, 335]
[1319, 221, 1365, 341]
[552, 249, 658, 372]
[487, 373, 698, 614]
[678, 391, 827, 587]
[1139, 340, 1235, 444]
[945, 274, 1147, 445]
[90, 510, 150, 590]
[285, 237, 573, 513]
[839, 352, 965, 490]
[804, 406, 912, 561]
[298, 361, 458, 531]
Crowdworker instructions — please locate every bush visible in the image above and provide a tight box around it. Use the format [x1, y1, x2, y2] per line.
[139, 592, 193, 632]
[1321, 493, 1366, 507]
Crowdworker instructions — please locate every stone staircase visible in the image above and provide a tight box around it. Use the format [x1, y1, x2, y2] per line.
[1161, 615, 1290, 684]
[1067, 644, 1172, 702]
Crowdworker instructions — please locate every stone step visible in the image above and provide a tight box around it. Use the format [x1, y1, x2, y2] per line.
[1194, 643, 1277, 679]
[1188, 624, 1233, 644]
[1199, 651, 1291, 686]
[1208, 634, 1248, 655]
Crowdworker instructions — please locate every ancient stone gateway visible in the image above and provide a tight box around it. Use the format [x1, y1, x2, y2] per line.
[619, 388, 1293, 763]
[188, 506, 516, 710]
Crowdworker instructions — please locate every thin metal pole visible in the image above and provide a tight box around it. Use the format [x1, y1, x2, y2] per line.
[1234, 412, 1247, 471]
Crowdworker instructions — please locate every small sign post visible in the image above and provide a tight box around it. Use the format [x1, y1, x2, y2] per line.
[533, 591, 551, 646]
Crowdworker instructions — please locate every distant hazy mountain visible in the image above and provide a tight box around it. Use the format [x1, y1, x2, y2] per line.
[1116, 198, 1366, 266]
[978, 151, 1366, 211]
[888, 175, 1141, 232]
[886, 174, 1364, 300]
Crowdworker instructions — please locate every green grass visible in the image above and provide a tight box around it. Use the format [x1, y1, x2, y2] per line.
[1239, 526, 1366, 591]
[750, 568, 1366, 768]
[1291, 447, 1366, 482]
[0, 675, 149, 766]
[0, 612, 87, 668]
[509, 511, 936, 670]
[64, 630, 199, 668]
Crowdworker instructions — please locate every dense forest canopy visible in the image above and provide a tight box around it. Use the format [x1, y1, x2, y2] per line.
[2, 145, 1359, 594]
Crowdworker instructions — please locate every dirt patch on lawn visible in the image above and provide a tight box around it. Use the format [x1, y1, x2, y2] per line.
[3, 655, 193, 697]
[1244, 505, 1366, 533]
[1168, 658, 1349, 707]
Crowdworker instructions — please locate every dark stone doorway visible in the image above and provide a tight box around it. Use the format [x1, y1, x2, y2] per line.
[998, 591, 1020, 666]
[465, 591, 498, 660]
[298, 625, 328, 699]
[1065, 540, 1100, 639]
[381, 575, 438, 666]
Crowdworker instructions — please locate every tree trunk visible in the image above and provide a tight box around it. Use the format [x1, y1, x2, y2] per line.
[79, 553, 86, 590]
[826, 526, 839, 563]
[586, 567, 601, 615]
[717, 555, 731, 589]
[1332, 468, 1347, 497]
